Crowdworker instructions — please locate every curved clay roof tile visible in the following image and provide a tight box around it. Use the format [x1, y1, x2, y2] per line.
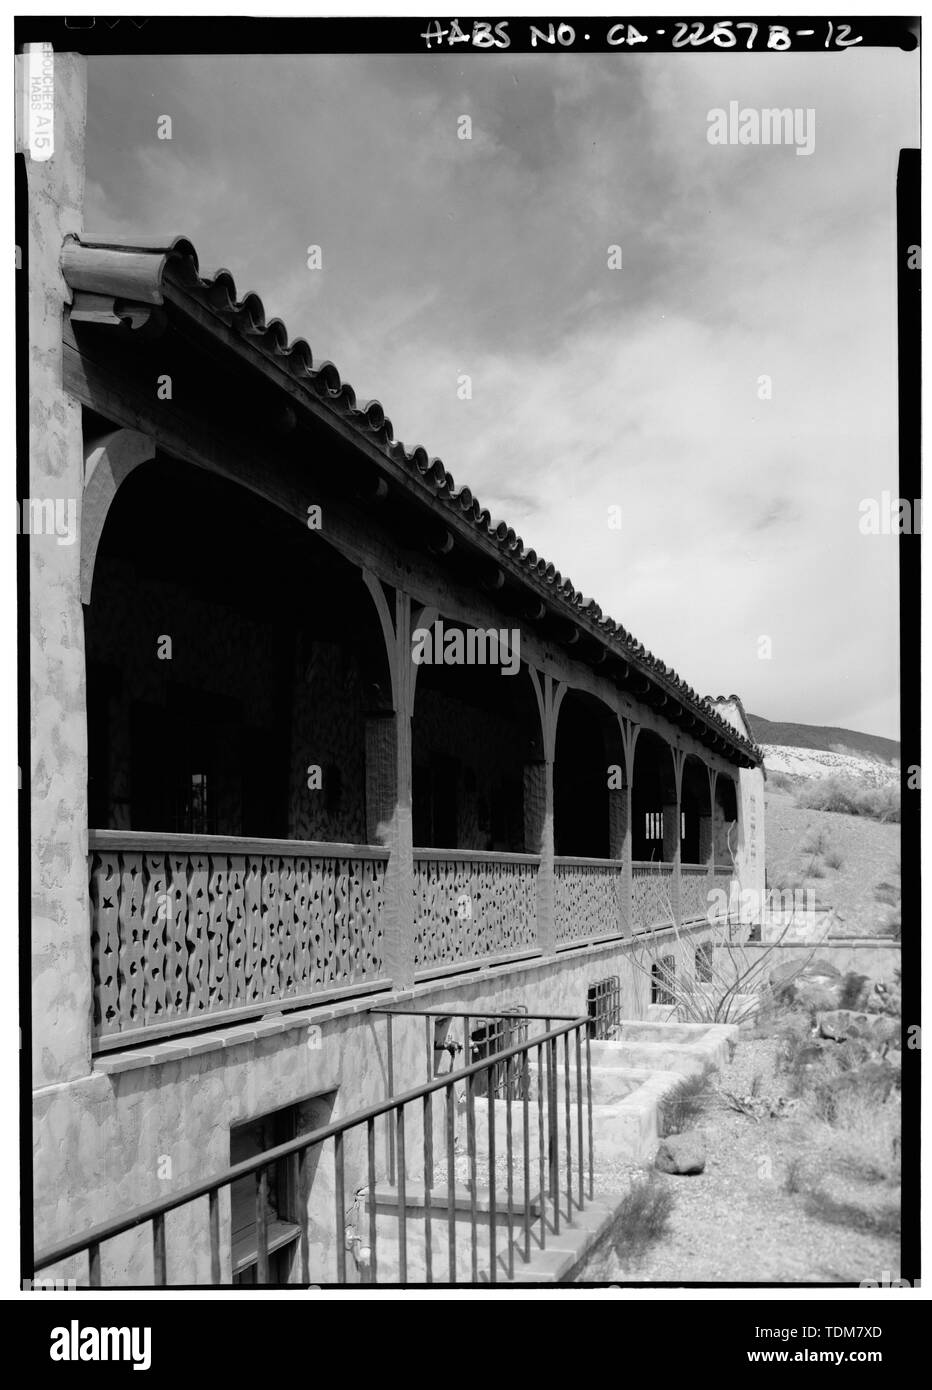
[60, 233, 760, 766]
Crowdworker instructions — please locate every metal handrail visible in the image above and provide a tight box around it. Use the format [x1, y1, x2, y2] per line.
[35, 1015, 593, 1285]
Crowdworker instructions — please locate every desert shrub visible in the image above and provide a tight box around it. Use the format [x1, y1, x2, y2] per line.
[874, 881, 899, 906]
[779, 1034, 827, 1097]
[838, 972, 869, 1010]
[768, 772, 795, 792]
[801, 826, 829, 855]
[806, 859, 826, 879]
[661, 1071, 712, 1135]
[802, 1189, 900, 1236]
[796, 777, 900, 823]
[630, 889, 810, 1025]
[767, 863, 804, 892]
[605, 1177, 675, 1258]
[823, 848, 844, 870]
[783, 1156, 807, 1195]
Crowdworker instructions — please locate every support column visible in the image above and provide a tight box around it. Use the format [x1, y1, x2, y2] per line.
[528, 671, 564, 955]
[698, 812, 715, 866]
[24, 53, 91, 1086]
[617, 717, 639, 937]
[666, 749, 685, 928]
[362, 577, 419, 988]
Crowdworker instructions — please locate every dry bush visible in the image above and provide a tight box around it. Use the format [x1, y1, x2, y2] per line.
[838, 972, 870, 1010]
[808, 1088, 901, 1187]
[605, 1177, 676, 1259]
[629, 863, 817, 1026]
[796, 777, 900, 823]
[801, 826, 829, 856]
[802, 1188, 900, 1237]
[823, 848, 844, 870]
[783, 1156, 808, 1195]
[661, 1071, 713, 1136]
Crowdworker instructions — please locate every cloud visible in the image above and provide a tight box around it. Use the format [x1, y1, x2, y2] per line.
[84, 46, 917, 738]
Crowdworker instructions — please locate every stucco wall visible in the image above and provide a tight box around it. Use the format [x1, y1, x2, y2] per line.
[716, 939, 901, 986]
[28, 53, 91, 1088]
[736, 764, 766, 900]
[34, 921, 715, 1284]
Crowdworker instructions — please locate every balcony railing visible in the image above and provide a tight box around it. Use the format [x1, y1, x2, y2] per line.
[34, 1013, 593, 1286]
[88, 829, 737, 1049]
[631, 861, 674, 931]
[554, 857, 624, 946]
[412, 849, 539, 976]
[89, 830, 389, 1050]
[680, 864, 714, 923]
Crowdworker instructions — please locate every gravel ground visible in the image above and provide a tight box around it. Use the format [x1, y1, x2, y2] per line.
[582, 1027, 901, 1285]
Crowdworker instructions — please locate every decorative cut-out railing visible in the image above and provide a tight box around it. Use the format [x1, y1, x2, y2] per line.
[631, 861, 674, 932]
[554, 857, 624, 945]
[412, 850, 539, 974]
[680, 864, 714, 923]
[89, 831, 389, 1051]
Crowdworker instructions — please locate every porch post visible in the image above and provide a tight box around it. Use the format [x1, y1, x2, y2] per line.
[362, 576, 417, 988]
[617, 718, 639, 936]
[528, 671, 564, 956]
[664, 749, 685, 928]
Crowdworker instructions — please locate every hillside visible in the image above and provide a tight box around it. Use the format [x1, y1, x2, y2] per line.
[765, 782, 901, 937]
[746, 714, 899, 764]
[761, 745, 899, 788]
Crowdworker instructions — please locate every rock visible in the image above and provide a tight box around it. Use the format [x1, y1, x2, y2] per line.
[869, 979, 903, 1018]
[795, 980, 842, 1012]
[818, 1010, 900, 1046]
[655, 1134, 706, 1175]
[771, 959, 845, 1010]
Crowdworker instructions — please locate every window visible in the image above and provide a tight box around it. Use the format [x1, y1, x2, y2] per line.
[587, 977, 621, 1039]
[230, 1107, 301, 1285]
[651, 956, 676, 1006]
[695, 944, 713, 984]
[229, 1094, 335, 1285]
[469, 1009, 529, 1099]
[183, 771, 210, 834]
[644, 811, 663, 843]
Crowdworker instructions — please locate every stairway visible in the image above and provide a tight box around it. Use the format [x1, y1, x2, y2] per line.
[359, 1179, 621, 1284]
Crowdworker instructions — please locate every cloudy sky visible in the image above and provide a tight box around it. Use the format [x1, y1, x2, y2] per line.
[85, 46, 917, 739]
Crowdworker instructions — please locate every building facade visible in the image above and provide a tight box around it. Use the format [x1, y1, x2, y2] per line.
[26, 58, 764, 1284]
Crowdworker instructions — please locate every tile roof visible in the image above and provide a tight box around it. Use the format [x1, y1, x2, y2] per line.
[62, 233, 761, 767]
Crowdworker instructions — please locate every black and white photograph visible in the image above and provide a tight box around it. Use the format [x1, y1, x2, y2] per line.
[12, 7, 921, 1329]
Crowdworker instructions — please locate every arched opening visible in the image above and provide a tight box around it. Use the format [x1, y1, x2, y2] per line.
[714, 773, 740, 866]
[680, 755, 712, 865]
[553, 690, 622, 858]
[84, 456, 390, 841]
[410, 622, 540, 852]
[631, 730, 677, 862]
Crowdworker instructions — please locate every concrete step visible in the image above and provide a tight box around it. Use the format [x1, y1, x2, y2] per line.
[358, 1186, 622, 1284]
